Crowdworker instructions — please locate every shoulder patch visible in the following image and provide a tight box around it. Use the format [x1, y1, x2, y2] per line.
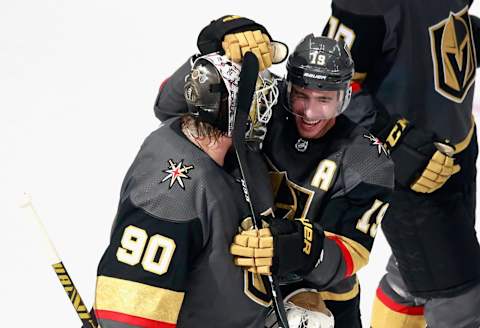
[363, 133, 390, 158]
[339, 131, 395, 192]
[161, 159, 194, 190]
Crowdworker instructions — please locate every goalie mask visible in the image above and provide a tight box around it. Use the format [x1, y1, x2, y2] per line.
[184, 53, 278, 146]
[285, 34, 354, 121]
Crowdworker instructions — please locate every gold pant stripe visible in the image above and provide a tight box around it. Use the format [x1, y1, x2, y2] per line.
[454, 116, 475, 154]
[324, 231, 370, 274]
[95, 275, 184, 324]
[371, 294, 426, 328]
[318, 279, 360, 301]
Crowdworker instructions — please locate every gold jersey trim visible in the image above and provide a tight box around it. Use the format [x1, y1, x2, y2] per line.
[454, 116, 475, 154]
[353, 72, 367, 83]
[94, 275, 184, 324]
[324, 231, 370, 274]
[371, 294, 426, 328]
[243, 270, 272, 307]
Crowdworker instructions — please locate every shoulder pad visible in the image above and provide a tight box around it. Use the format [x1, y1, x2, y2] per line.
[342, 127, 394, 191]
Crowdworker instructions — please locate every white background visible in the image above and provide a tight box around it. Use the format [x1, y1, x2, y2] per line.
[2, 1, 480, 327]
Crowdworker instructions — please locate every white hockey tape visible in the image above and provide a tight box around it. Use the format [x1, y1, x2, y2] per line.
[19, 193, 61, 265]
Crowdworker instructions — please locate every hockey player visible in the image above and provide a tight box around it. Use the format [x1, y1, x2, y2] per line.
[321, 0, 480, 327]
[93, 53, 320, 327]
[154, 16, 394, 327]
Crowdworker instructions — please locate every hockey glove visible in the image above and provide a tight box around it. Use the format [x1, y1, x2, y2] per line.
[222, 30, 273, 71]
[377, 117, 460, 193]
[197, 15, 288, 71]
[230, 217, 324, 276]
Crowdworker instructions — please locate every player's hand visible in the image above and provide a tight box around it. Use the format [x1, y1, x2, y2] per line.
[197, 15, 288, 71]
[410, 142, 461, 193]
[230, 217, 324, 276]
[222, 30, 273, 71]
[382, 118, 460, 193]
[230, 227, 274, 274]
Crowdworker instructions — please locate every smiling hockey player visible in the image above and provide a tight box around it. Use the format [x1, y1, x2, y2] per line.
[154, 16, 394, 327]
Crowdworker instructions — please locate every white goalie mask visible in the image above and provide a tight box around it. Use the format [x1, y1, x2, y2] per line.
[185, 53, 279, 149]
[265, 289, 335, 328]
[247, 70, 279, 149]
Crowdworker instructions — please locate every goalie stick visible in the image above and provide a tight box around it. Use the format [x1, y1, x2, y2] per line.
[233, 52, 290, 328]
[19, 193, 98, 328]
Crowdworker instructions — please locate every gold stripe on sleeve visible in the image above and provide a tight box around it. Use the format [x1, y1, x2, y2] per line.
[95, 275, 184, 324]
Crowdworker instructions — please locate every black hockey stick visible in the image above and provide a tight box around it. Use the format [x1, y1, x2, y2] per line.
[232, 52, 289, 328]
[19, 194, 99, 328]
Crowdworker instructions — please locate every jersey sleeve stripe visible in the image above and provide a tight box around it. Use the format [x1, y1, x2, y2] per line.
[350, 80, 363, 93]
[327, 234, 354, 276]
[454, 117, 475, 154]
[159, 77, 170, 92]
[375, 287, 425, 315]
[95, 310, 176, 328]
[95, 275, 184, 325]
[324, 231, 370, 277]
[371, 297, 426, 327]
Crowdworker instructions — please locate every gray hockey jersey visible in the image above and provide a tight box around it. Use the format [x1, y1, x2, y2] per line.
[94, 118, 272, 328]
[154, 60, 394, 310]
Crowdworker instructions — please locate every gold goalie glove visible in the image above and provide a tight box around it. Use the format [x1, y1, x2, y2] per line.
[197, 15, 288, 71]
[230, 217, 325, 276]
[410, 142, 461, 193]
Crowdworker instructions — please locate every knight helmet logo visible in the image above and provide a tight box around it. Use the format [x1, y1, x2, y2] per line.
[429, 5, 477, 103]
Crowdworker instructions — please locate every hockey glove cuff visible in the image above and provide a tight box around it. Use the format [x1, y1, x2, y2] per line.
[375, 116, 460, 193]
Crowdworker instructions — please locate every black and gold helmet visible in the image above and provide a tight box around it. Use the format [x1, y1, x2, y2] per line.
[184, 55, 230, 134]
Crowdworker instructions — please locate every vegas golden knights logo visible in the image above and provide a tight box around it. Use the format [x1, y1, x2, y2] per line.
[429, 6, 477, 103]
[239, 217, 272, 306]
[269, 171, 315, 220]
[244, 271, 272, 306]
